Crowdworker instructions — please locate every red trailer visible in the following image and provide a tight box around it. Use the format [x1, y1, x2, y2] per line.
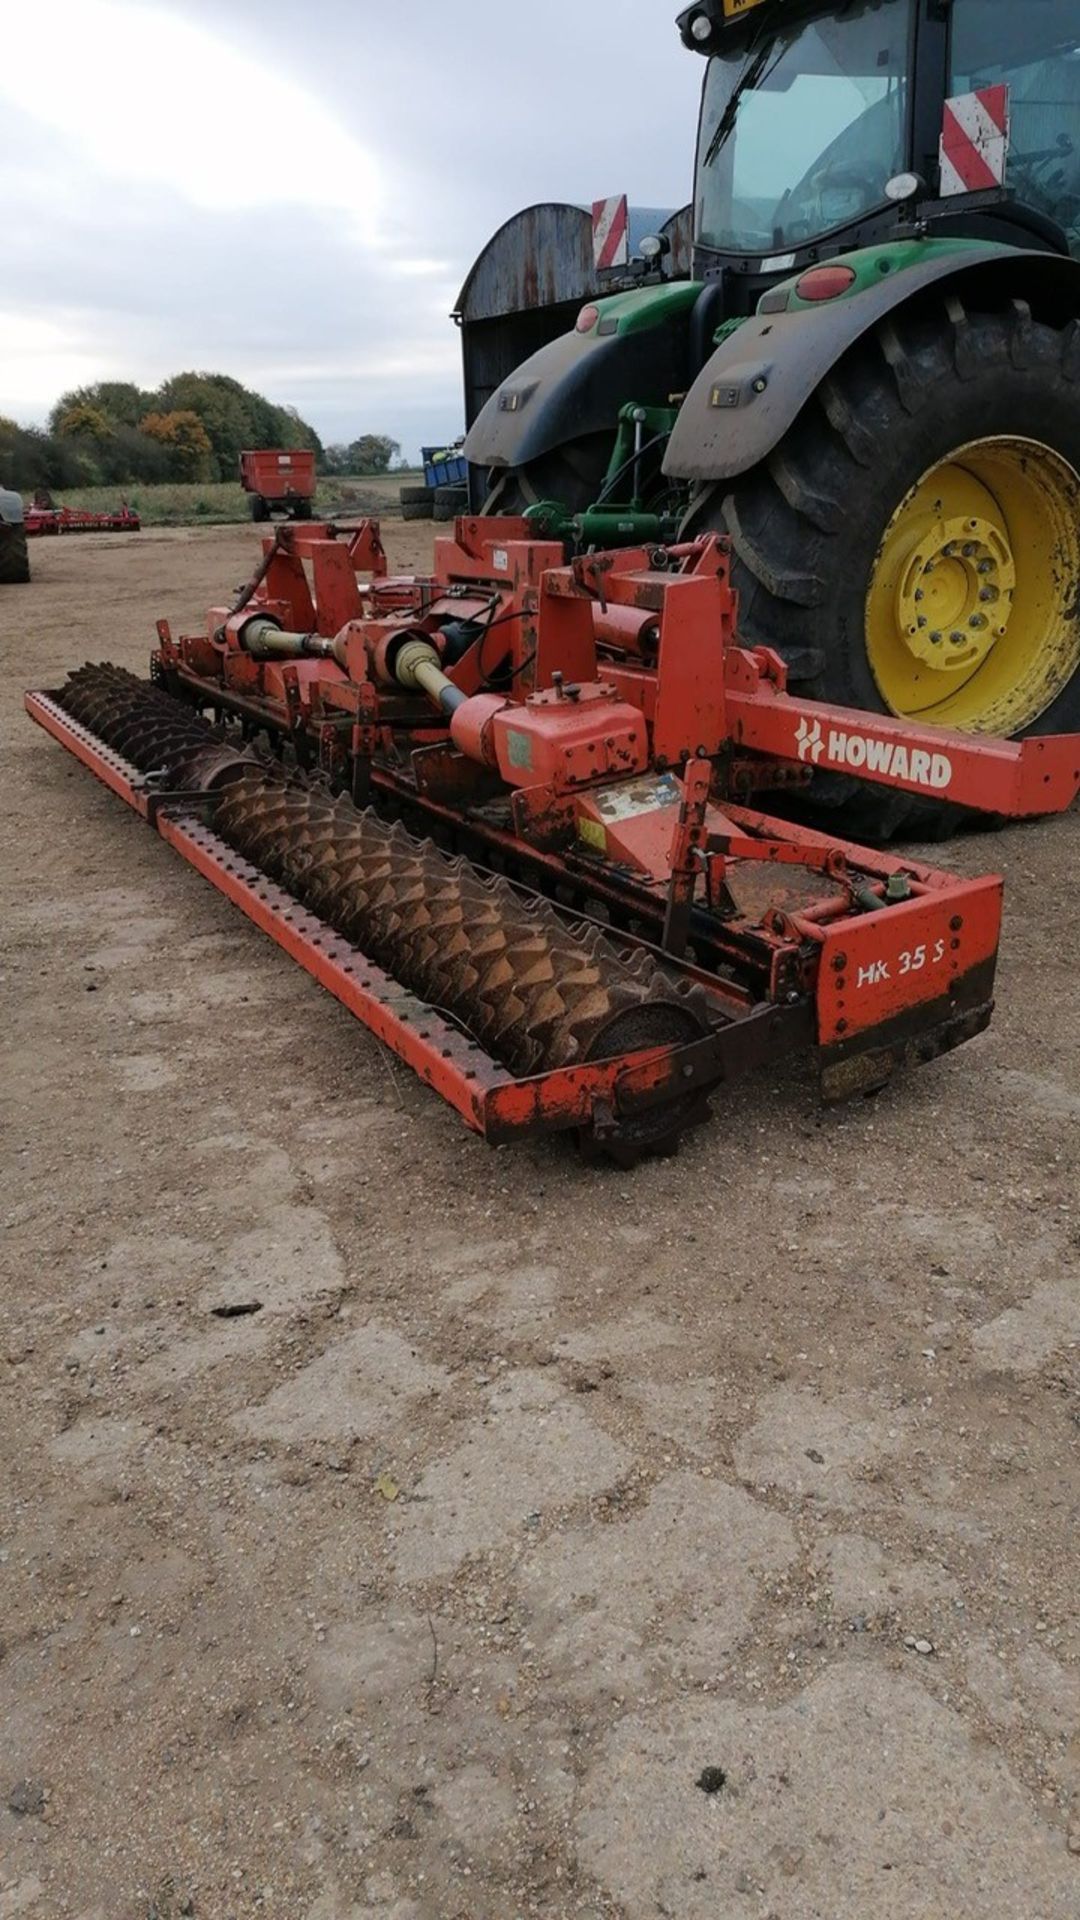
[238, 449, 316, 523]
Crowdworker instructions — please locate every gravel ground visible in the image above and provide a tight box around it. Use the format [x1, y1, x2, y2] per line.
[2, 524, 1079, 1920]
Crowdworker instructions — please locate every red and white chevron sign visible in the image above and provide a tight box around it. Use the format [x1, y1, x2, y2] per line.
[592, 194, 629, 271]
[940, 85, 1010, 195]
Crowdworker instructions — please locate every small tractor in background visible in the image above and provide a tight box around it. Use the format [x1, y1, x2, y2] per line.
[465, 0, 1080, 837]
[0, 487, 30, 584]
[239, 448, 316, 522]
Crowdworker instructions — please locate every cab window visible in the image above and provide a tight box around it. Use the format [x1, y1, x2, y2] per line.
[950, 0, 1080, 255]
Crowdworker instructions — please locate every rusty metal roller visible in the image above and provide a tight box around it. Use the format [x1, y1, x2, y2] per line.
[214, 769, 707, 1080]
[58, 663, 252, 791]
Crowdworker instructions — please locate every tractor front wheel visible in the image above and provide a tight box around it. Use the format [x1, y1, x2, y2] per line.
[703, 299, 1080, 837]
[480, 432, 612, 516]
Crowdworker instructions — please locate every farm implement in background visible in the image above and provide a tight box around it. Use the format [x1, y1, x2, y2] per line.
[239, 449, 316, 523]
[25, 504, 141, 536]
[25, 516, 1080, 1162]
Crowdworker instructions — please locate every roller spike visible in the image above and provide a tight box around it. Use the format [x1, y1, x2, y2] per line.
[56, 662, 251, 791]
[211, 769, 707, 1081]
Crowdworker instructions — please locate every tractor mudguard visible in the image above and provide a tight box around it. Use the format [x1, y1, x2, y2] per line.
[664, 242, 1080, 484]
[464, 285, 703, 473]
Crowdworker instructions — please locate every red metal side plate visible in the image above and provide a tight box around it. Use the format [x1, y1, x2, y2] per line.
[815, 877, 1001, 1045]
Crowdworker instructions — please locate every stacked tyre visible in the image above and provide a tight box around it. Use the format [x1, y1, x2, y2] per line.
[399, 482, 469, 522]
[433, 484, 468, 522]
[400, 484, 435, 522]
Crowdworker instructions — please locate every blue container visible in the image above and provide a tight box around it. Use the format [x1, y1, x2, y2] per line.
[422, 446, 468, 489]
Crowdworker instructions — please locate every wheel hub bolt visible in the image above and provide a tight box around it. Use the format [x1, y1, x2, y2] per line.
[978, 559, 994, 574]
[980, 586, 999, 602]
[950, 630, 965, 644]
[930, 630, 942, 643]
[962, 542, 977, 556]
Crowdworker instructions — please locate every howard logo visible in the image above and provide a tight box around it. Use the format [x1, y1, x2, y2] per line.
[796, 722, 953, 791]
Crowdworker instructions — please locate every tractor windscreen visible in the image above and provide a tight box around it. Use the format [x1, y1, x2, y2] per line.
[951, 0, 1080, 255]
[696, 0, 911, 257]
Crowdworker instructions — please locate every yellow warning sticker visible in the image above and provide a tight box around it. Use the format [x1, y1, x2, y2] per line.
[723, 0, 768, 18]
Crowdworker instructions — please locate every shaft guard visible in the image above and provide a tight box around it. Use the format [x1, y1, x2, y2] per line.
[664, 244, 1080, 484]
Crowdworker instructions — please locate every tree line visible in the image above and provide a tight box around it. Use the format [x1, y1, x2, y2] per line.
[0, 372, 402, 491]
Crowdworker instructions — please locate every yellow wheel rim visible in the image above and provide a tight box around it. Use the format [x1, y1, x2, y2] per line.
[865, 436, 1080, 732]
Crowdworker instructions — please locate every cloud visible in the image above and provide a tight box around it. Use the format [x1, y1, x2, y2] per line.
[2, 0, 381, 227]
[0, 0, 699, 456]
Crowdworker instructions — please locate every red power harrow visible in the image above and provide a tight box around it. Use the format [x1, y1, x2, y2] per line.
[26, 505, 141, 537]
[26, 516, 1080, 1162]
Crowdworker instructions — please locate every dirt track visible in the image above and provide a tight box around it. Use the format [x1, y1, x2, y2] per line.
[2, 524, 1079, 1920]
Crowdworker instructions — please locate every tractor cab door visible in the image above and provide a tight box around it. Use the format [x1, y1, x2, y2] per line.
[949, 0, 1080, 257]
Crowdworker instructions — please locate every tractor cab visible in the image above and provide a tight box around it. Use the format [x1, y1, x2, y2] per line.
[682, 0, 1080, 311]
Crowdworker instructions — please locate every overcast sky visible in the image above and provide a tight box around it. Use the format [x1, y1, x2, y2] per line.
[2, 1, 700, 457]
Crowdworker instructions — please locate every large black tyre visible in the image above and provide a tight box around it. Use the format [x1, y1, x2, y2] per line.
[0, 525, 30, 584]
[399, 484, 434, 507]
[480, 431, 612, 516]
[290, 498, 314, 521]
[433, 484, 468, 522]
[401, 499, 434, 522]
[250, 494, 269, 523]
[696, 295, 1080, 839]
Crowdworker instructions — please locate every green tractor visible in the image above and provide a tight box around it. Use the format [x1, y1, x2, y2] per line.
[0, 487, 30, 585]
[464, 0, 1080, 833]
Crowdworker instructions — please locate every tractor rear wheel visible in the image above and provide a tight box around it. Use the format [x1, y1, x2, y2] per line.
[250, 495, 269, 523]
[0, 525, 30, 584]
[701, 299, 1080, 838]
